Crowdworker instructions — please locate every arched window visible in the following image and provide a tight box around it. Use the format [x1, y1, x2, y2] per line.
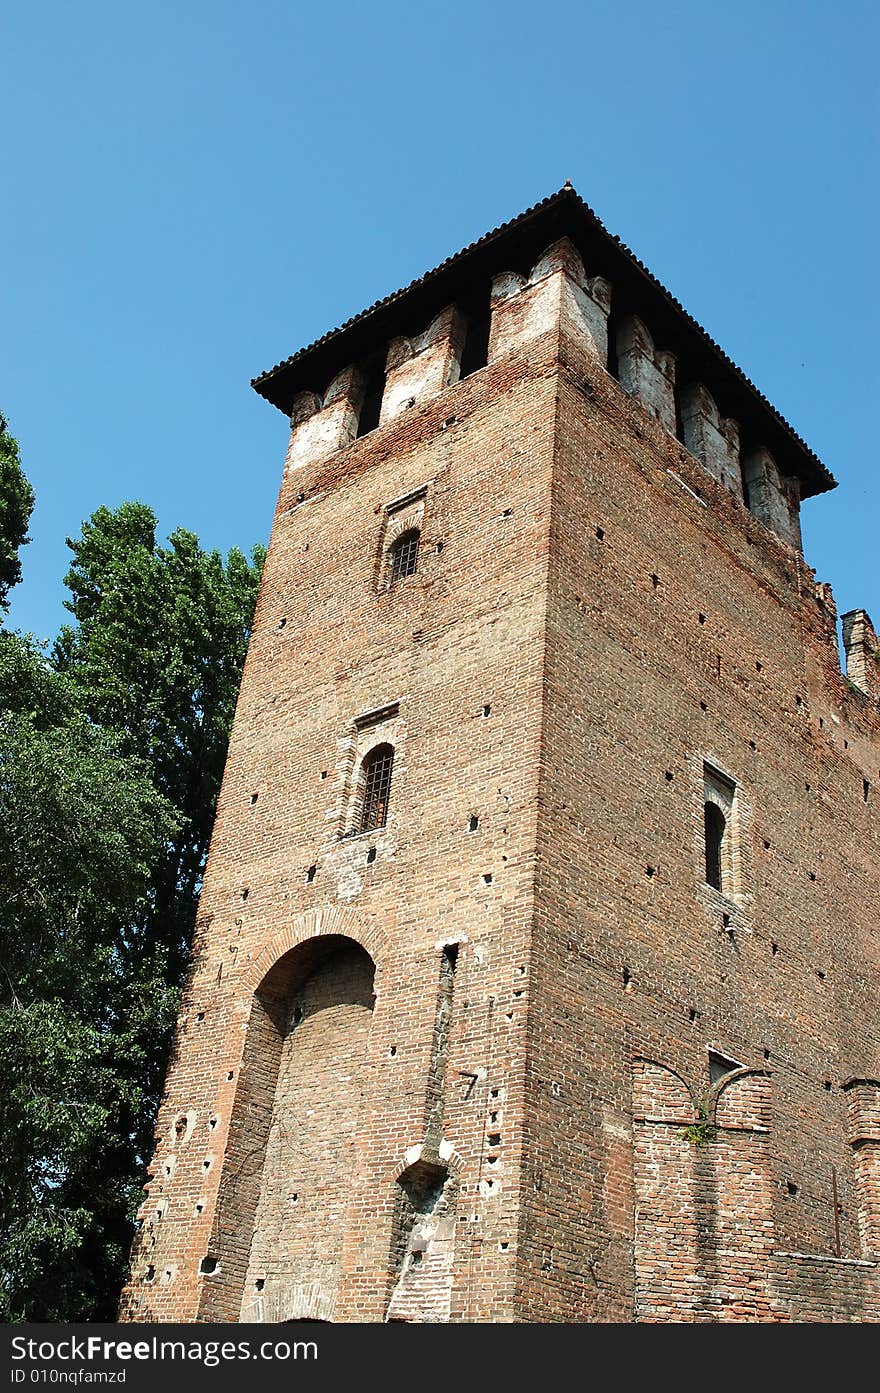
[388, 529, 420, 583]
[359, 744, 394, 833]
[704, 801, 725, 891]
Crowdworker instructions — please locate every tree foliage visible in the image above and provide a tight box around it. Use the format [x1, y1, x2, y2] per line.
[55, 503, 266, 984]
[0, 634, 178, 1320]
[0, 413, 34, 613]
[0, 478, 265, 1320]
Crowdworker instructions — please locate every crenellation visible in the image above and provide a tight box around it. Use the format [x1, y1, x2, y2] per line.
[490, 238, 610, 363]
[842, 609, 880, 699]
[381, 306, 464, 422]
[285, 369, 360, 473]
[488, 269, 542, 359]
[534, 237, 610, 362]
[616, 314, 677, 434]
[742, 446, 802, 549]
[284, 235, 804, 557]
[679, 382, 744, 501]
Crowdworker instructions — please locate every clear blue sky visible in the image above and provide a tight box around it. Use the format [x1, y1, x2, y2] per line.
[2, 0, 877, 644]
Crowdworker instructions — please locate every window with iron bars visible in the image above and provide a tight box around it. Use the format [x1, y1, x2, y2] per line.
[388, 528, 420, 584]
[359, 744, 394, 833]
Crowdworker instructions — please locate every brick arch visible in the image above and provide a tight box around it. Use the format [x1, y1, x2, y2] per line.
[711, 1067, 772, 1129]
[243, 906, 391, 994]
[632, 1056, 695, 1122]
[384, 510, 423, 551]
[843, 1076, 880, 1092]
[357, 731, 396, 764]
[390, 1140, 466, 1182]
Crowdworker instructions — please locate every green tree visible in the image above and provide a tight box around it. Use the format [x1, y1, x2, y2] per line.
[0, 477, 264, 1319]
[0, 413, 34, 613]
[0, 632, 179, 1320]
[55, 503, 265, 987]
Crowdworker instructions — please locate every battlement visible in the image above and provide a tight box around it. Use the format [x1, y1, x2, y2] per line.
[254, 186, 833, 553]
[842, 609, 880, 698]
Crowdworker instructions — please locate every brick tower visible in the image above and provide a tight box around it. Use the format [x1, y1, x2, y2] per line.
[122, 188, 880, 1323]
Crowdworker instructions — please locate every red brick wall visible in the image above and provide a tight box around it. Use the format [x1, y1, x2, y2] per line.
[517, 313, 879, 1320]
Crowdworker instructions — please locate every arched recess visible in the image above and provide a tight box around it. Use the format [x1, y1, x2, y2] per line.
[385, 1148, 463, 1324]
[632, 1057, 695, 1122]
[243, 906, 389, 994]
[199, 921, 381, 1323]
[711, 1067, 771, 1130]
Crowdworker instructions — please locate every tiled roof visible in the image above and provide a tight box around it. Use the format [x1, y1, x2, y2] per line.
[252, 185, 834, 497]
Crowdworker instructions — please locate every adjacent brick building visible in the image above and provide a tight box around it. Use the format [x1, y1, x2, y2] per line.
[121, 186, 880, 1323]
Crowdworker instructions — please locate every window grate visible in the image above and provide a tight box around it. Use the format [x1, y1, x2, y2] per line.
[359, 745, 394, 833]
[389, 529, 420, 583]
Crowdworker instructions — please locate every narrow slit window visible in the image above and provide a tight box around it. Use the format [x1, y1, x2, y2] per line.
[704, 801, 725, 891]
[389, 528, 420, 583]
[606, 303, 621, 380]
[674, 392, 687, 445]
[458, 301, 491, 379]
[359, 744, 394, 833]
[703, 761, 737, 900]
[356, 362, 386, 438]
